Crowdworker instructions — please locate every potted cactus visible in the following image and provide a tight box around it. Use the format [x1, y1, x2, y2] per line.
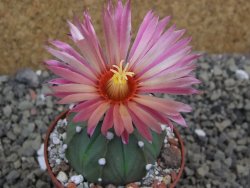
[43, 0, 200, 187]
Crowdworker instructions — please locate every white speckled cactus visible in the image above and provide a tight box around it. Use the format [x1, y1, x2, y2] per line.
[65, 113, 165, 185]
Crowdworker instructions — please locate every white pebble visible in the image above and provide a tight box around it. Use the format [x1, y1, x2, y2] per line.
[69, 103, 75, 110]
[37, 144, 44, 156]
[106, 131, 114, 140]
[63, 144, 68, 150]
[56, 159, 61, 164]
[83, 182, 89, 188]
[57, 171, 68, 183]
[164, 175, 171, 184]
[194, 128, 206, 137]
[138, 141, 144, 148]
[58, 147, 65, 154]
[57, 119, 63, 126]
[59, 153, 65, 159]
[36, 70, 42, 75]
[98, 178, 102, 182]
[50, 132, 58, 139]
[70, 175, 84, 184]
[76, 126, 82, 133]
[98, 158, 106, 165]
[37, 156, 47, 170]
[39, 94, 45, 101]
[160, 124, 166, 131]
[61, 133, 67, 140]
[52, 137, 60, 145]
[145, 164, 152, 170]
[157, 176, 163, 182]
[236, 69, 249, 80]
[62, 118, 68, 126]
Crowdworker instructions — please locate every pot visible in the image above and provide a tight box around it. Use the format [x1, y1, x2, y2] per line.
[44, 111, 185, 188]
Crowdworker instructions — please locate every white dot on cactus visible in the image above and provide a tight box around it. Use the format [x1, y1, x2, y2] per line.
[164, 139, 168, 144]
[106, 131, 114, 140]
[98, 178, 102, 182]
[138, 141, 144, 148]
[98, 158, 106, 165]
[76, 126, 82, 133]
[145, 164, 152, 170]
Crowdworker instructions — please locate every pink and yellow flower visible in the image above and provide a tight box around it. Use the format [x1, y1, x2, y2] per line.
[45, 0, 200, 143]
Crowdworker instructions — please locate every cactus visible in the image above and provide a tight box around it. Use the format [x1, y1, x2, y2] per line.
[65, 113, 166, 185]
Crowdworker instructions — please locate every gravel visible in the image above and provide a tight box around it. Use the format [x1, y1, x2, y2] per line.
[0, 54, 249, 187]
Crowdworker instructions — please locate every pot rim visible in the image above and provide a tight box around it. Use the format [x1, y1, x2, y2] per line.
[44, 111, 185, 188]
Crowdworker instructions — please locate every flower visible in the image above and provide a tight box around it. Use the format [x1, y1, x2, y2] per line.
[45, 0, 200, 144]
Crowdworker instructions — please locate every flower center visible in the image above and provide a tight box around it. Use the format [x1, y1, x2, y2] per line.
[98, 60, 137, 102]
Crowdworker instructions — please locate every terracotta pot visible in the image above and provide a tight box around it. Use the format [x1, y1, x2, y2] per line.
[44, 111, 185, 188]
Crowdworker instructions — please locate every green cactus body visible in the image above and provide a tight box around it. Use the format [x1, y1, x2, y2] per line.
[65, 113, 165, 185]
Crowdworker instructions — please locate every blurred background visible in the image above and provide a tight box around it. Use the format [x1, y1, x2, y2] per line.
[0, 0, 249, 188]
[0, 0, 250, 74]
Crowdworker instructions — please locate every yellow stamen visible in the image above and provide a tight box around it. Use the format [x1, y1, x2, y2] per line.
[106, 60, 135, 100]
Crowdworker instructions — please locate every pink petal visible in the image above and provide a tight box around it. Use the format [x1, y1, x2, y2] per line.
[48, 78, 73, 85]
[73, 100, 104, 122]
[136, 103, 169, 124]
[87, 102, 110, 136]
[132, 27, 185, 73]
[71, 98, 102, 112]
[47, 66, 94, 85]
[138, 43, 192, 80]
[73, 13, 107, 73]
[48, 92, 75, 98]
[158, 54, 199, 76]
[101, 105, 114, 135]
[103, 0, 131, 64]
[168, 114, 187, 127]
[127, 108, 152, 141]
[139, 64, 197, 86]
[134, 95, 191, 115]
[139, 77, 200, 92]
[45, 59, 96, 83]
[127, 102, 162, 133]
[50, 40, 98, 74]
[119, 104, 133, 134]
[46, 47, 97, 81]
[121, 131, 129, 144]
[113, 104, 124, 136]
[129, 12, 159, 66]
[58, 93, 99, 104]
[140, 87, 200, 95]
[128, 11, 154, 63]
[68, 21, 84, 41]
[51, 84, 97, 93]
